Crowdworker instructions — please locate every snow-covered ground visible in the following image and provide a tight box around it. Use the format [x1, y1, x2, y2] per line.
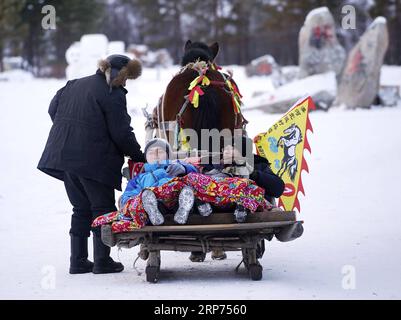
[0, 66, 401, 299]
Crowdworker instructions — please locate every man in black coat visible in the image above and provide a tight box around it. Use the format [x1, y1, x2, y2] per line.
[38, 55, 145, 274]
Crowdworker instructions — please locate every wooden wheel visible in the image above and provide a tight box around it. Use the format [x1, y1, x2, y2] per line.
[146, 266, 159, 283]
[256, 240, 265, 259]
[249, 264, 263, 281]
[146, 250, 161, 283]
[242, 247, 263, 280]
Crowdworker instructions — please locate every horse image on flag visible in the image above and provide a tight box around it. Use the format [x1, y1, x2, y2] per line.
[277, 123, 303, 181]
[254, 96, 315, 212]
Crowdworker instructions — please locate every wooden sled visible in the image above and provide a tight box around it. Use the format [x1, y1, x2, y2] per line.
[101, 208, 303, 283]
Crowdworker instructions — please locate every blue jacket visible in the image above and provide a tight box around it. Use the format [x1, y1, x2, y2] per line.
[120, 160, 197, 206]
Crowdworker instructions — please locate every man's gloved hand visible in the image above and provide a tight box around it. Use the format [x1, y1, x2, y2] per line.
[166, 163, 186, 177]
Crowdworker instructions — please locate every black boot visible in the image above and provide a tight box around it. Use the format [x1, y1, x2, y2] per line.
[69, 234, 94, 274]
[92, 232, 124, 274]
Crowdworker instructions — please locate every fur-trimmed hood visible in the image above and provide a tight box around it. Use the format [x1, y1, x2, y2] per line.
[98, 57, 142, 88]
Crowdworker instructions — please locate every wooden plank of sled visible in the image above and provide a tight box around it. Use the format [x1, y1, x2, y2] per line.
[161, 209, 296, 226]
[115, 221, 296, 235]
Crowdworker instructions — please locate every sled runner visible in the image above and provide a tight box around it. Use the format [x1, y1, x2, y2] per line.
[101, 207, 303, 283]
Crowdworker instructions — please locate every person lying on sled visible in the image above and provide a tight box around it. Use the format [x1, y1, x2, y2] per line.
[137, 147, 273, 227]
[191, 136, 285, 222]
[188, 136, 285, 262]
[92, 138, 199, 232]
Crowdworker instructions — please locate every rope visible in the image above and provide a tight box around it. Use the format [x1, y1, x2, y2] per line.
[177, 96, 190, 118]
[157, 95, 163, 139]
[132, 254, 142, 276]
[235, 259, 245, 273]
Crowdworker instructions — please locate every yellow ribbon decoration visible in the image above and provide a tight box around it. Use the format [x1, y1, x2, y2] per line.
[192, 91, 200, 108]
[179, 128, 191, 151]
[201, 76, 210, 86]
[188, 76, 200, 90]
[226, 79, 242, 113]
[188, 75, 210, 108]
[189, 75, 210, 90]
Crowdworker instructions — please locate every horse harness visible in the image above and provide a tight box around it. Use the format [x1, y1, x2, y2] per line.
[156, 61, 249, 149]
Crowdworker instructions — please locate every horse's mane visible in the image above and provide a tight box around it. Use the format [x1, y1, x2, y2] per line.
[178, 60, 209, 74]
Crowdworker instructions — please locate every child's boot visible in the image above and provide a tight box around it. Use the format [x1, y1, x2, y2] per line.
[174, 186, 194, 224]
[142, 189, 165, 226]
[196, 200, 212, 217]
[234, 204, 248, 223]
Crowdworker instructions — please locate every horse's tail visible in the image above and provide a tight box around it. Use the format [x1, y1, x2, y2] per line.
[191, 84, 221, 151]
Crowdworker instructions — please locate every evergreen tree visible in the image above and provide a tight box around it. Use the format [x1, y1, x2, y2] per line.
[17, 0, 105, 76]
[47, 0, 106, 76]
[2, 0, 401, 75]
[0, 0, 25, 71]
[370, 0, 401, 65]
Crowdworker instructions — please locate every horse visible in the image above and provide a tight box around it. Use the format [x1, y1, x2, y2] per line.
[276, 123, 303, 181]
[154, 40, 247, 154]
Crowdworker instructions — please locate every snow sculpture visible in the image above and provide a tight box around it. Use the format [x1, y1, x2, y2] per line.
[245, 55, 279, 77]
[65, 34, 127, 80]
[337, 17, 389, 108]
[298, 7, 346, 78]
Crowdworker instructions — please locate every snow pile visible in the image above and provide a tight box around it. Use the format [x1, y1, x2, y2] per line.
[0, 69, 34, 82]
[380, 65, 401, 89]
[107, 41, 126, 56]
[128, 44, 173, 68]
[65, 34, 131, 80]
[246, 71, 336, 110]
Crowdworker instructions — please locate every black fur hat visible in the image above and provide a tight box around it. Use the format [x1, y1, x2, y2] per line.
[98, 54, 142, 88]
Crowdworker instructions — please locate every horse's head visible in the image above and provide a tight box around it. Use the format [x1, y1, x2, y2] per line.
[161, 41, 242, 152]
[283, 123, 302, 143]
[181, 40, 219, 66]
[284, 123, 297, 134]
